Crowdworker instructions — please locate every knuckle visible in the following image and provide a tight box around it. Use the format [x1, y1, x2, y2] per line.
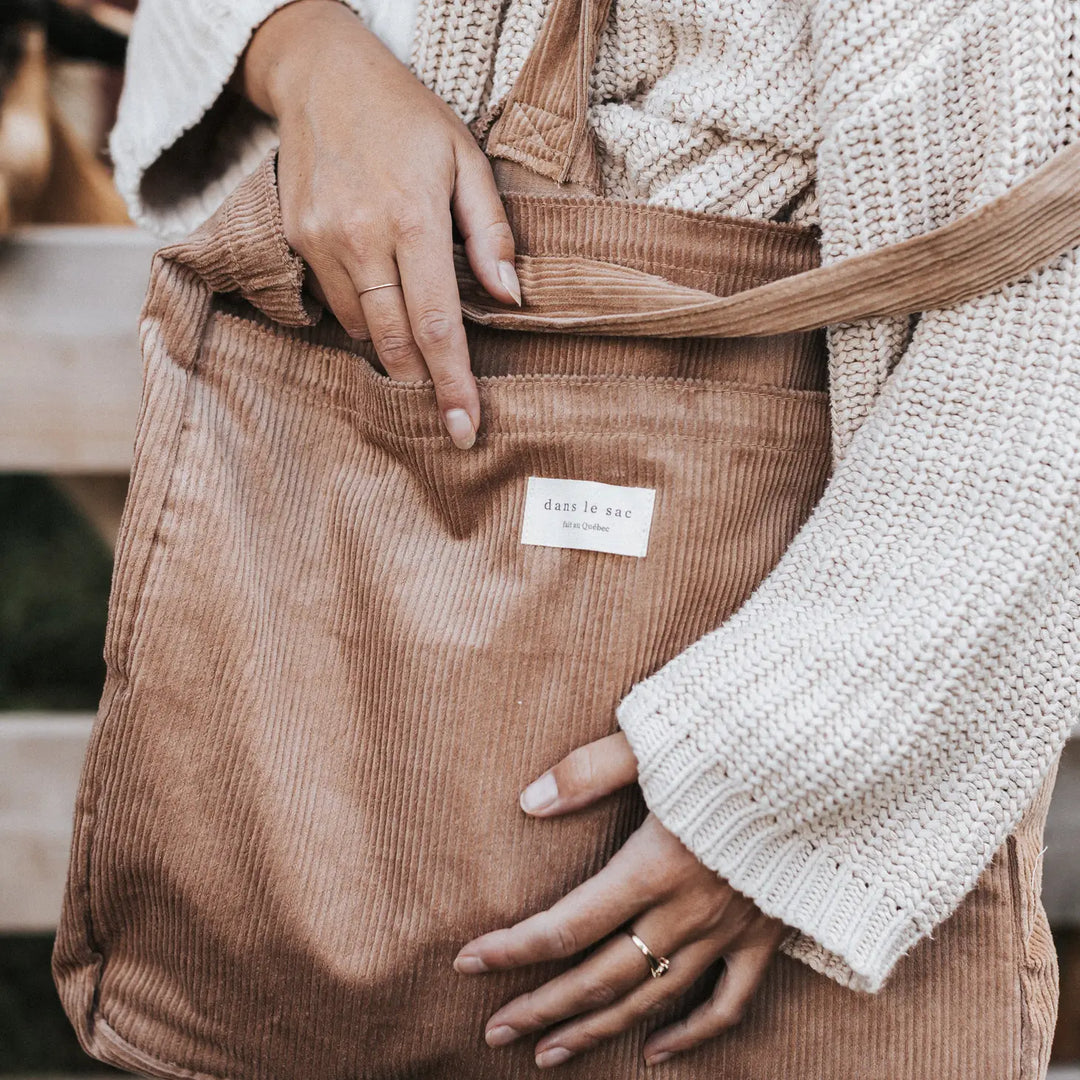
[548, 919, 580, 959]
[339, 316, 368, 340]
[485, 219, 515, 247]
[708, 1000, 745, 1030]
[371, 328, 421, 371]
[336, 209, 380, 245]
[431, 371, 474, 406]
[412, 309, 460, 350]
[456, 138, 491, 169]
[495, 928, 543, 969]
[392, 208, 431, 245]
[493, 942, 521, 968]
[577, 978, 619, 1011]
[570, 1026, 605, 1053]
[290, 210, 331, 253]
[641, 991, 672, 1018]
[628, 853, 669, 897]
[685, 894, 722, 933]
[562, 746, 596, 794]
[513, 992, 551, 1031]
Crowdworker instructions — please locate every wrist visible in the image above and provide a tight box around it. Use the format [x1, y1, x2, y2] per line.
[241, 0, 366, 119]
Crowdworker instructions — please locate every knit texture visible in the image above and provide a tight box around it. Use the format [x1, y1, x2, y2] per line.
[108, 0, 1080, 994]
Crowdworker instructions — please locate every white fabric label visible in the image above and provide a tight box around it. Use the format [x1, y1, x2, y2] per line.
[520, 476, 656, 558]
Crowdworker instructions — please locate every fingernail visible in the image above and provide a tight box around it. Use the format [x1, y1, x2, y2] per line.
[453, 953, 488, 974]
[519, 772, 558, 814]
[536, 1047, 573, 1067]
[645, 1050, 674, 1065]
[499, 259, 522, 306]
[443, 407, 475, 450]
[485, 1024, 518, 1047]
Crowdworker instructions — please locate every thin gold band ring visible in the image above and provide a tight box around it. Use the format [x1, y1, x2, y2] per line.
[627, 930, 671, 979]
[358, 282, 401, 296]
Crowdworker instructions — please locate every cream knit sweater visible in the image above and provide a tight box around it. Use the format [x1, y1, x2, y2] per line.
[111, 0, 1080, 994]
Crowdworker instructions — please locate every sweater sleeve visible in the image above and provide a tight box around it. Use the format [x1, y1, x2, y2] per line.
[617, 0, 1080, 997]
[108, 0, 418, 239]
[617, 242, 1080, 993]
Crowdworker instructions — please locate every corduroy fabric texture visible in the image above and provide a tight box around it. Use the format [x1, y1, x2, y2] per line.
[52, 143, 1060, 1080]
[54, 0, 1065, 1074]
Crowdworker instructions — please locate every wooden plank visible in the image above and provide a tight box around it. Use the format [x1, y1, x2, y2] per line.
[0, 714, 94, 931]
[0, 225, 158, 472]
[1053, 926, 1080, 1063]
[1046, 737, 1080, 925]
[1, 713, 1077, 931]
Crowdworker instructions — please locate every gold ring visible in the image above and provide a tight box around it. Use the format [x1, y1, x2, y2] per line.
[358, 282, 401, 296]
[627, 930, 670, 979]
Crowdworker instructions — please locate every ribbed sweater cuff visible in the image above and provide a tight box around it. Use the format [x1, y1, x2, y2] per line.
[617, 679, 922, 994]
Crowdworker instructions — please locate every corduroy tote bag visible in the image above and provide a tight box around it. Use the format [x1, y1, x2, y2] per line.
[53, 2, 1080, 1078]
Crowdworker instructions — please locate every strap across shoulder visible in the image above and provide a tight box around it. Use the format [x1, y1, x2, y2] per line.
[457, 141, 1080, 337]
[485, 0, 613, 191]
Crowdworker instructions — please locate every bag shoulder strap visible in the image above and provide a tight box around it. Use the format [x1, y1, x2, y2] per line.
[473, 0, 1080, 334]
[484, 0, 613, 191]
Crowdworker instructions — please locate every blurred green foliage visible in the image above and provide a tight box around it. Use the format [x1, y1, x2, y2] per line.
[0, 935, 122, 1074]
[1, 474, 116, 1073]
[0, 474, 111, 711]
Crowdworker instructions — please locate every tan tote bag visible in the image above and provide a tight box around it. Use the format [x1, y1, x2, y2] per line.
[54, 1, 1080, 1077]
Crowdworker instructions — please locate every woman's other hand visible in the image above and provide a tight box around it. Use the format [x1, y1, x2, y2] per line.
[240, 0, 520, 449]
[455, 732, 788, 1068]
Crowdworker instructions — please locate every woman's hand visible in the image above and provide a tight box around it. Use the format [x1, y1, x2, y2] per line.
[454, 732, 787, 1068]
[240, 0, 520, 449]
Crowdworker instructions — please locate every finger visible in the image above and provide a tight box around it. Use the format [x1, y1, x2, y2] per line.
[641, 939, 779, 1066]
[529, 935, 726, 1069]
[356, 271, 429, 382]
[394, 204, 479, 448]
[520, 732, 638, 817]
[312, 259, 369, 341]
[452, 140, 520, 306]
[483, 902, 704, 1045]
[454, 841, 666, 973]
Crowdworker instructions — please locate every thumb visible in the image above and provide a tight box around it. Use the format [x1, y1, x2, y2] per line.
[519, 732, 639, 817]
